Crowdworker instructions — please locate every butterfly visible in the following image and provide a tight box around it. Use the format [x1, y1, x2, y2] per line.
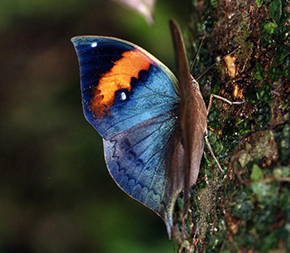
[71, 21, 207, 238]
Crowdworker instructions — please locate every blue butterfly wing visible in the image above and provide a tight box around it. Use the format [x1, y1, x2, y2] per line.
[103, 112, 180, 228]
[72, 36, 178, 139]
[72, 36, 184, 236]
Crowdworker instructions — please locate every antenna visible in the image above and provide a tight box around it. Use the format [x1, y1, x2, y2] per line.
[190, 37, 204, 72]
[194, 46, 241, 81]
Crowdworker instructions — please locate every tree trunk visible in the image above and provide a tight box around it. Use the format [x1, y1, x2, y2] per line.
[173, 0, 290, 252]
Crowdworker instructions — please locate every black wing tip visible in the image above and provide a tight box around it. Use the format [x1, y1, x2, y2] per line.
[71, 36, 87, 47]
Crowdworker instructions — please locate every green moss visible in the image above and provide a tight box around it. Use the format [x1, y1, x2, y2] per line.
[268, 65, 283, 81]
[210, 0, 218, 8]
[256, 0, 263, 7]
[207, 106, 222, 130]
[260, 34, 276, 48]
[246, 82, 258, 104]
[251, 182, 279, 206]
[207, 131, 224, 156]
[261, 21, 277, 34]
[254, 62, 265, 80]
[256, 101, 271, 129]
[269, 0, 282, 23]
[284, 56, 290, 79]
[250, 164, 263, 180]
[274, 123, 290, 164]
[233, 199, 254, 219]
[272, 44, 290, 66]
[274, 26, 290, 41]
[237, 118, 251, 135]
[257, 81, 272, 103]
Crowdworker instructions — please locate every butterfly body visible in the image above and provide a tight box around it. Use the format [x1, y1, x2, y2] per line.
[72, 22, 207, 237]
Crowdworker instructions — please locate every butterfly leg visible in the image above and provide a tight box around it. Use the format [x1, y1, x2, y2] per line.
[204, 128, 224, 173]
[205, 94, 244, 172]
[190, 36, 205, 72]
[207, 94, 245, 115]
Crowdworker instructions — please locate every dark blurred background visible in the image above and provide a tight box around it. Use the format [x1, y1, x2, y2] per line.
[0, 0, 190, 252]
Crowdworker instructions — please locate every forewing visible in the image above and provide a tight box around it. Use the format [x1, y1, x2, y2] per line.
[71, 36, 179, 140]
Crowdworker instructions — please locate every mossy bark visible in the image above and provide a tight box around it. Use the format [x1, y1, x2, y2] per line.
[173, 0, 290, 252]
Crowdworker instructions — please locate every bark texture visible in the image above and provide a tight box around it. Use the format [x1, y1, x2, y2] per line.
[173, 1, 290, 252]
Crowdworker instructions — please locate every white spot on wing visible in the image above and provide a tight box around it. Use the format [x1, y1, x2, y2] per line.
[91, 42, 98, 48]
[121, 92, 127, 100]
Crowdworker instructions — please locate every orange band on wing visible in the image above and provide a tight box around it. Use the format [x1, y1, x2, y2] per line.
[91, 50, 152, 117]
